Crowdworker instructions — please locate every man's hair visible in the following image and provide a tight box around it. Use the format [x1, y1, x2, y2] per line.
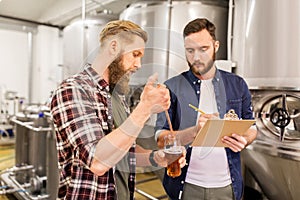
[183, 18, 216, 40]
[99, 20, 148, 46]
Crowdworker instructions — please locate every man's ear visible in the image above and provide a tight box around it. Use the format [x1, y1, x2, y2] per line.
[214, 41, 220, 53]
[109, 39, 120, 56]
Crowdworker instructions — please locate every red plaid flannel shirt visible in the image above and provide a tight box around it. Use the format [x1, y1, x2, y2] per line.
[51, 64, 136, 199]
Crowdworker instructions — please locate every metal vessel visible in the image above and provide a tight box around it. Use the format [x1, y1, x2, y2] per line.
[242, 89, 300, 200]
[232, 0, 300, 88]
[120, 0, 229, 84]
[231, 1, 300, 199]
[0, 105, 58, 200]
[63, 14, 117, 78]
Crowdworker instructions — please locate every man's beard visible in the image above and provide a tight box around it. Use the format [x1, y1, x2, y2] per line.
[188, 49, 216, 76]
[108, 55, 130, 95]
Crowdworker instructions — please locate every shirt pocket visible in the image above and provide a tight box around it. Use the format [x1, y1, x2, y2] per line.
[227, 98, 242, 118]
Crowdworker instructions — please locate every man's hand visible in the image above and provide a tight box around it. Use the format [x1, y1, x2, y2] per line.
[222, 127, 257, 152]
[153, 147, 186, 168]
[221, 134, 247, 152]
[196, 113, 219, 132]
[140, 73, 170, 114]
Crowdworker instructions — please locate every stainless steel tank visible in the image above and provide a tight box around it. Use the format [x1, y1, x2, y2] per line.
[120, 0, 229, 84]
[1, 105, 58, 200]
[231, 1, 300, 199]
[63, 14, 117, 78]
[14, 107, 50, 178]
[232, 0, 300, 88]
[242, 89, 300, 200]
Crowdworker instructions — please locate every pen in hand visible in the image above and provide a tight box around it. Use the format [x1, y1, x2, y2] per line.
[188, 104, 206, 115]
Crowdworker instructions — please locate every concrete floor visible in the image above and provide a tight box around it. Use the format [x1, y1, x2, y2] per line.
[0, 143, 168, 200]
[0, 143, 15, 200]
[135, 171, 168, 200]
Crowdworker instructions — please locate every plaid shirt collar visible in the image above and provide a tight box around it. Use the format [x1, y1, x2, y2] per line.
[84, 63, 110, 92]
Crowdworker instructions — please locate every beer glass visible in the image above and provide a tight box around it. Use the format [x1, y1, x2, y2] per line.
[164, 134, 182, 178]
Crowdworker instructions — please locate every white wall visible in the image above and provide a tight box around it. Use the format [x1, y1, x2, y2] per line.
[0, 29, 30, 100]
[0, 24, 62, 106]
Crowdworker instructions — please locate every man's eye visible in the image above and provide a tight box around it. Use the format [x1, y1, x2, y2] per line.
[200, 47, 209, 52]
[133, 52, 140, 57]
[186, 49, 194, 54]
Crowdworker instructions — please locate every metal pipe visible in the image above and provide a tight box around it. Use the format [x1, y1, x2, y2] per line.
[27, 32, 33, 104]
[10, 165, 34, 172]
[10, 117, 52, 132]
[0, 15, 64, 30]
[166, 0, 173, 80]
[0, 188, 27, 195]
[82, 0, 86, 22]
[9, 174, 49, 200]
[82, 0, 87, 63]
[0, 165, 34, 176]
[227, 0, 234, 61]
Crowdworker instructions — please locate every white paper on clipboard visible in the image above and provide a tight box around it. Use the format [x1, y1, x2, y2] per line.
[191, 119, 255, 147]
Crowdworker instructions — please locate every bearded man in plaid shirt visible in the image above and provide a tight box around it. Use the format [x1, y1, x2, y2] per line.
[50, 20, 186, 200]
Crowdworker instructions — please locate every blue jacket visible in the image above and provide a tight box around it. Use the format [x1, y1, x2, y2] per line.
[155, 68, 254, 200]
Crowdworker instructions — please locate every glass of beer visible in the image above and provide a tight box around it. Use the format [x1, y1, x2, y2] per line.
[164, 134, 183, 178]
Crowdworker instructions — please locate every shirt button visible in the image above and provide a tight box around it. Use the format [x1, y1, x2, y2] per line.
[181, 181, 184, 184]
[197, 91, 200, 94]
[198, 80, 200, 83]
[193, 81, 196, 84]
[232, 177, 235, 182]
[108, 116, 112, 119]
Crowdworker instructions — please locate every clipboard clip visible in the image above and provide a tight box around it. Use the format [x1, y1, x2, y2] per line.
[224, 109, 239, 120]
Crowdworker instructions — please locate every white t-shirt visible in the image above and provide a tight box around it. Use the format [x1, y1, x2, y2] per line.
[185, 78, 231, 188]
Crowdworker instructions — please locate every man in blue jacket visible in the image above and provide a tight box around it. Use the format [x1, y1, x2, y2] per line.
[155, 18, 257, 200]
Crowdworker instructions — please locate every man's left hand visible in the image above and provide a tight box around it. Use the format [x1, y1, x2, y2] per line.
[154, 147, 186, 168]
[221, 134, 247, 152]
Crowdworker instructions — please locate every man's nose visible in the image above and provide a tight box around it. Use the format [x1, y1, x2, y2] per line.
[193, 51, 201, 61]
[194, 50, 208, 61]
[135, 58, 142, 69]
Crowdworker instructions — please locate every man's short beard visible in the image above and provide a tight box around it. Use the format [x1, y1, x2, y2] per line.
[108, 55, 130, 95]
[188, 49, 216, 76]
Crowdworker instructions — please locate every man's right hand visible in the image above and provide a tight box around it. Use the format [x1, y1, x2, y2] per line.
[197, 112, 219, 131]
[140, 73, 170, 114]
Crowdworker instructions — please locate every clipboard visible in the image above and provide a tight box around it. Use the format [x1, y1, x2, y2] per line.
[191, 119, 255, 147]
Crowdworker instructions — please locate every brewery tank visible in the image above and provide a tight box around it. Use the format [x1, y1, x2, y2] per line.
[63, 14, 117, 78]
[231, 0, 300, 199]
[0, 105, 58, 200]
[120, 0, 229, 84]
[232, 0, 300, 88]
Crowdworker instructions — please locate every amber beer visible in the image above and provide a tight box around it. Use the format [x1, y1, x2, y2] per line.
[164, 148, 182, 178]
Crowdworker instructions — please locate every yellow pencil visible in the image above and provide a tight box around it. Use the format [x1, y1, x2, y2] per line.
[188, 104, 206, 114]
